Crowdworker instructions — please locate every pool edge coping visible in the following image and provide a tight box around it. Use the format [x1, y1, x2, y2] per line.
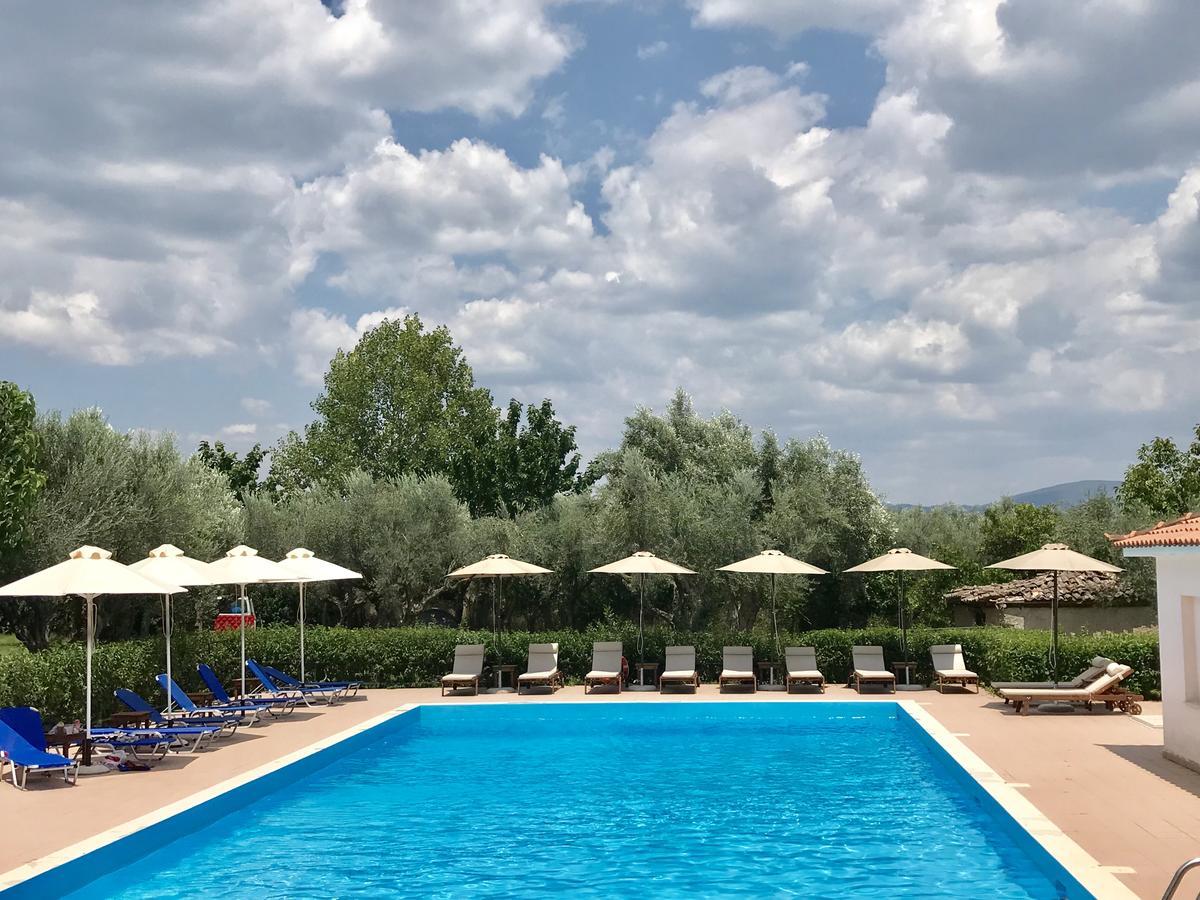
[899, 699, 1138, 900]
[0, 703, 419, 894]
[0, 698, 1139, 899]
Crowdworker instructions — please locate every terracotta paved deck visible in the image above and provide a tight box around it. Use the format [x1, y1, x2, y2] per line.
[2, 686, 1193, 898]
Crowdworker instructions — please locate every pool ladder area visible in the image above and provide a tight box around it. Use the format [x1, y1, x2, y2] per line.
[1162, 856, 1200, 899]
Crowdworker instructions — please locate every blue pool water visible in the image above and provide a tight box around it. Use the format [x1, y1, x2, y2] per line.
[44, 703, 1083, 899]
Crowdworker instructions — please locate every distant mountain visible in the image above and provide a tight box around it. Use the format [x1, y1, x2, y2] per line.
[891, 479, 1121, 512]
[1008, 480, 1121, 508]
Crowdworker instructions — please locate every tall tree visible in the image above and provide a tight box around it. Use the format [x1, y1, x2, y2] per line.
[495, 399, 584, 515]
[196, 440, 266, 501]
[979, 498, 1060, 563]
[0, 382, 46, 575]
[1118, 426, 1200, 518]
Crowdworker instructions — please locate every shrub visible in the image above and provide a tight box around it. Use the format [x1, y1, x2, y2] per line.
[0, 625, 1158, 723]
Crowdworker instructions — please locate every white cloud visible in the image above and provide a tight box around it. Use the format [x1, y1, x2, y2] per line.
[637, 40, 670, 60]
[220, 423, 258, 438]
[240, 397, 272, 415]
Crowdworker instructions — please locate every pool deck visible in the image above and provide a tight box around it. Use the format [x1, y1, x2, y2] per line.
[1, 686, 1193, 899]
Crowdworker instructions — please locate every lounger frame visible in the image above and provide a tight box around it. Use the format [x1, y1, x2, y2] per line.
[583, 642, 623, 694]
[851, 646, 896, 694]
[1002, 665, 1144, 716]
[784, 647, 826, 693]
[441, 644, 485, 696]
[718, 646, 756, 693]
[659, 646, 700, 691]
[517, 643, 564, 695]
[930, 644, 980, 694]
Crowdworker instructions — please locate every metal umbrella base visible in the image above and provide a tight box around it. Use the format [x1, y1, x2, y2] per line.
[1036, 701, 1076, 714]
[896, 683, 925, 692]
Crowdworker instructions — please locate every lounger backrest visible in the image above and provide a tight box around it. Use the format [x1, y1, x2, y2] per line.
[1084, 663, 1132, 696]
[247, 659, 282, 693]
[852, 645, 886, 672]
[157, 674, 199, 711]
[591, 641, 623, 672]
[723, 646, 753, 671]
[786, 647, 818, 671]
[114, 689, 167, 724]
[264, 665, 301, 687]
[665, 645, 696, 672]
[197, 664, 234, 703]
[0, 720, 38, 760]
[526, 642, 559, 673]
[452, 644, 486, 676]
[929, 644, 966, 672]
[0, 706, 47, 750]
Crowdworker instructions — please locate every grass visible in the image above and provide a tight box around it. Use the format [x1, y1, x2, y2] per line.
[0, 634, 25, 657]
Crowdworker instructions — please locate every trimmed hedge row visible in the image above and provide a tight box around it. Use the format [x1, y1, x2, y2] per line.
[0, 625, 1159, 723]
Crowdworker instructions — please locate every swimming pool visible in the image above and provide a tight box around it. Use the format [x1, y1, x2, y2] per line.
[9, 703, 1093, 898]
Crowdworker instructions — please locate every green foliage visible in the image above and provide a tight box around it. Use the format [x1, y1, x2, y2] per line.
[0, 382, 45, 575]
[0, 625, 1158, 723]
[980, 498, 1061, 563]
[268, 315, 582, 517]
[196, 440, 266, 501]
[1118, 426, 1200, 517]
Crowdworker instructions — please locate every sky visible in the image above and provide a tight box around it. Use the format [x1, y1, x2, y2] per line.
[2, 1, 1199, 506]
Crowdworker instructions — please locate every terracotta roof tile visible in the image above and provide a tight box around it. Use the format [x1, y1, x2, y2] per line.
[945, 571, 1124, 607]
[1107, 512, 1200, 548]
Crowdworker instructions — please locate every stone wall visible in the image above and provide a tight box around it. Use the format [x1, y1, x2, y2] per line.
[951, 604, 1156, 632]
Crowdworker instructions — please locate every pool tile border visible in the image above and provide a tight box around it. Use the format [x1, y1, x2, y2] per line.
[900, 700, 1137, 900]
[0, 704, 418, 895]
[0, 698, 1138, 899]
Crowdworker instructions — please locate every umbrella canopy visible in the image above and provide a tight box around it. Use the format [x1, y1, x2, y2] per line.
[589, 552, 696, 662]
[987, 543, 1121, 688]
[718, 550, 828, 659]
[447, 553, 552, 579]
[0, 546, 185, 748]
[272, 548, 362, 683]
[207, 545, 293, 696]
[446, 554, 552, 686]
[129, 544, 214, 710]
[844, 548, 955, 672]
[589, 551, 696, 576]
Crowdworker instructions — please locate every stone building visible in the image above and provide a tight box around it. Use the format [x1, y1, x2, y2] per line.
[945, 570, 1155, 632]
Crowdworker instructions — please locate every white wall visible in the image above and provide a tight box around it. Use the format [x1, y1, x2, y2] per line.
[1136, 552, 1200, 771]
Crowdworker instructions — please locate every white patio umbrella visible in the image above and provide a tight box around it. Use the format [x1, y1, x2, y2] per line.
[987, 543, 1121, 696]
[717, 550, 828, 660]
[447, 554, 551, 691]
[845, 548, 955, 688]
[589, 551, 696, 663]
[0, 546, 184, 761]
[129, 544, 214, 711]
[272, 548, 361, 683]
[206, 545, 292, 697]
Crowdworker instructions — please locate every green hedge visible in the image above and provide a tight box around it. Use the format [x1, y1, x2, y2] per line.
[0, 625, 1159, 723]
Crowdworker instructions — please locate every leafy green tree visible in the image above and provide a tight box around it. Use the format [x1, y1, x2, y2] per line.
[892, 504, 986, 626]
[979, 498, 1061, 564]
[196, 440, 266, 501]
[495, 399, 584, 515]
[1118, 426, 1200, 517]
[0, 382, 45, 575]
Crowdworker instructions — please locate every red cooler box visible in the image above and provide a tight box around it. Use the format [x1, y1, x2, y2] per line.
[213, 612, 255, 631]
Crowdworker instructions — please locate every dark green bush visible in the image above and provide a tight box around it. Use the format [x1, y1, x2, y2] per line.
[0, 625, 1158, 723]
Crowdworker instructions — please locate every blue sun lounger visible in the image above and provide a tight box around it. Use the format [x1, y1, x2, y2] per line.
[1, 705, 178, 762]
[197, 664, 298, 716]
[156, 674, 263, 726]
[247, 660, 331, 707]
[115, 688, 241, 738]
[262, 664, 361, 700]
[0, 711, 77, 789]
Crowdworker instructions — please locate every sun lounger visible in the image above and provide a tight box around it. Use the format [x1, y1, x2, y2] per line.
[198, 663, 297, 715]
[785, 647, 825, 692]
[852, 646, 896, 693]
[517, 643, 564, 694]
[115, 688, 240, 737]
[263, 665, 362, 698]
[718, 646, 756, 692]
[0, 706, 179, 761]
[583, 641, 623, 694]
[930, 644, 979, 693]
[0, 708, 78, 788]
[660, 646, 700, 691]
[992, 656, 1114, 692]
[247, 660, 332, 707]
[441, 644, 486, 696]
[998, 663, 1143, 716]
[157, 674, 263, 726]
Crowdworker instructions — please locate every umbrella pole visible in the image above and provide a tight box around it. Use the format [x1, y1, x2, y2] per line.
[639, 573, 645, 662]
[898, 571, 908, 664]
[239, 584, 247, 698]
[771, 573, 780, 663]
[299, 581, 306, 684]
[84, 594, 95, 765]
[497, 576, 503, 669]
[163, 594, 173, 712]
[1052, 571, 1060, 689]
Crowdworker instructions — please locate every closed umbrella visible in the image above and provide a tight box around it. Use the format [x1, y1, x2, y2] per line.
[447, 554, 552, 692]
[206, 545, 292, 697]
[844, 548, 955, 689]
[272, 548, 361, 684]
[589, 551, 696, 670]
[717, 550, 827, 666]
[0, 546, 184, 762]
[987, 543, 1121, 703]
[129, 544, 214, 710]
